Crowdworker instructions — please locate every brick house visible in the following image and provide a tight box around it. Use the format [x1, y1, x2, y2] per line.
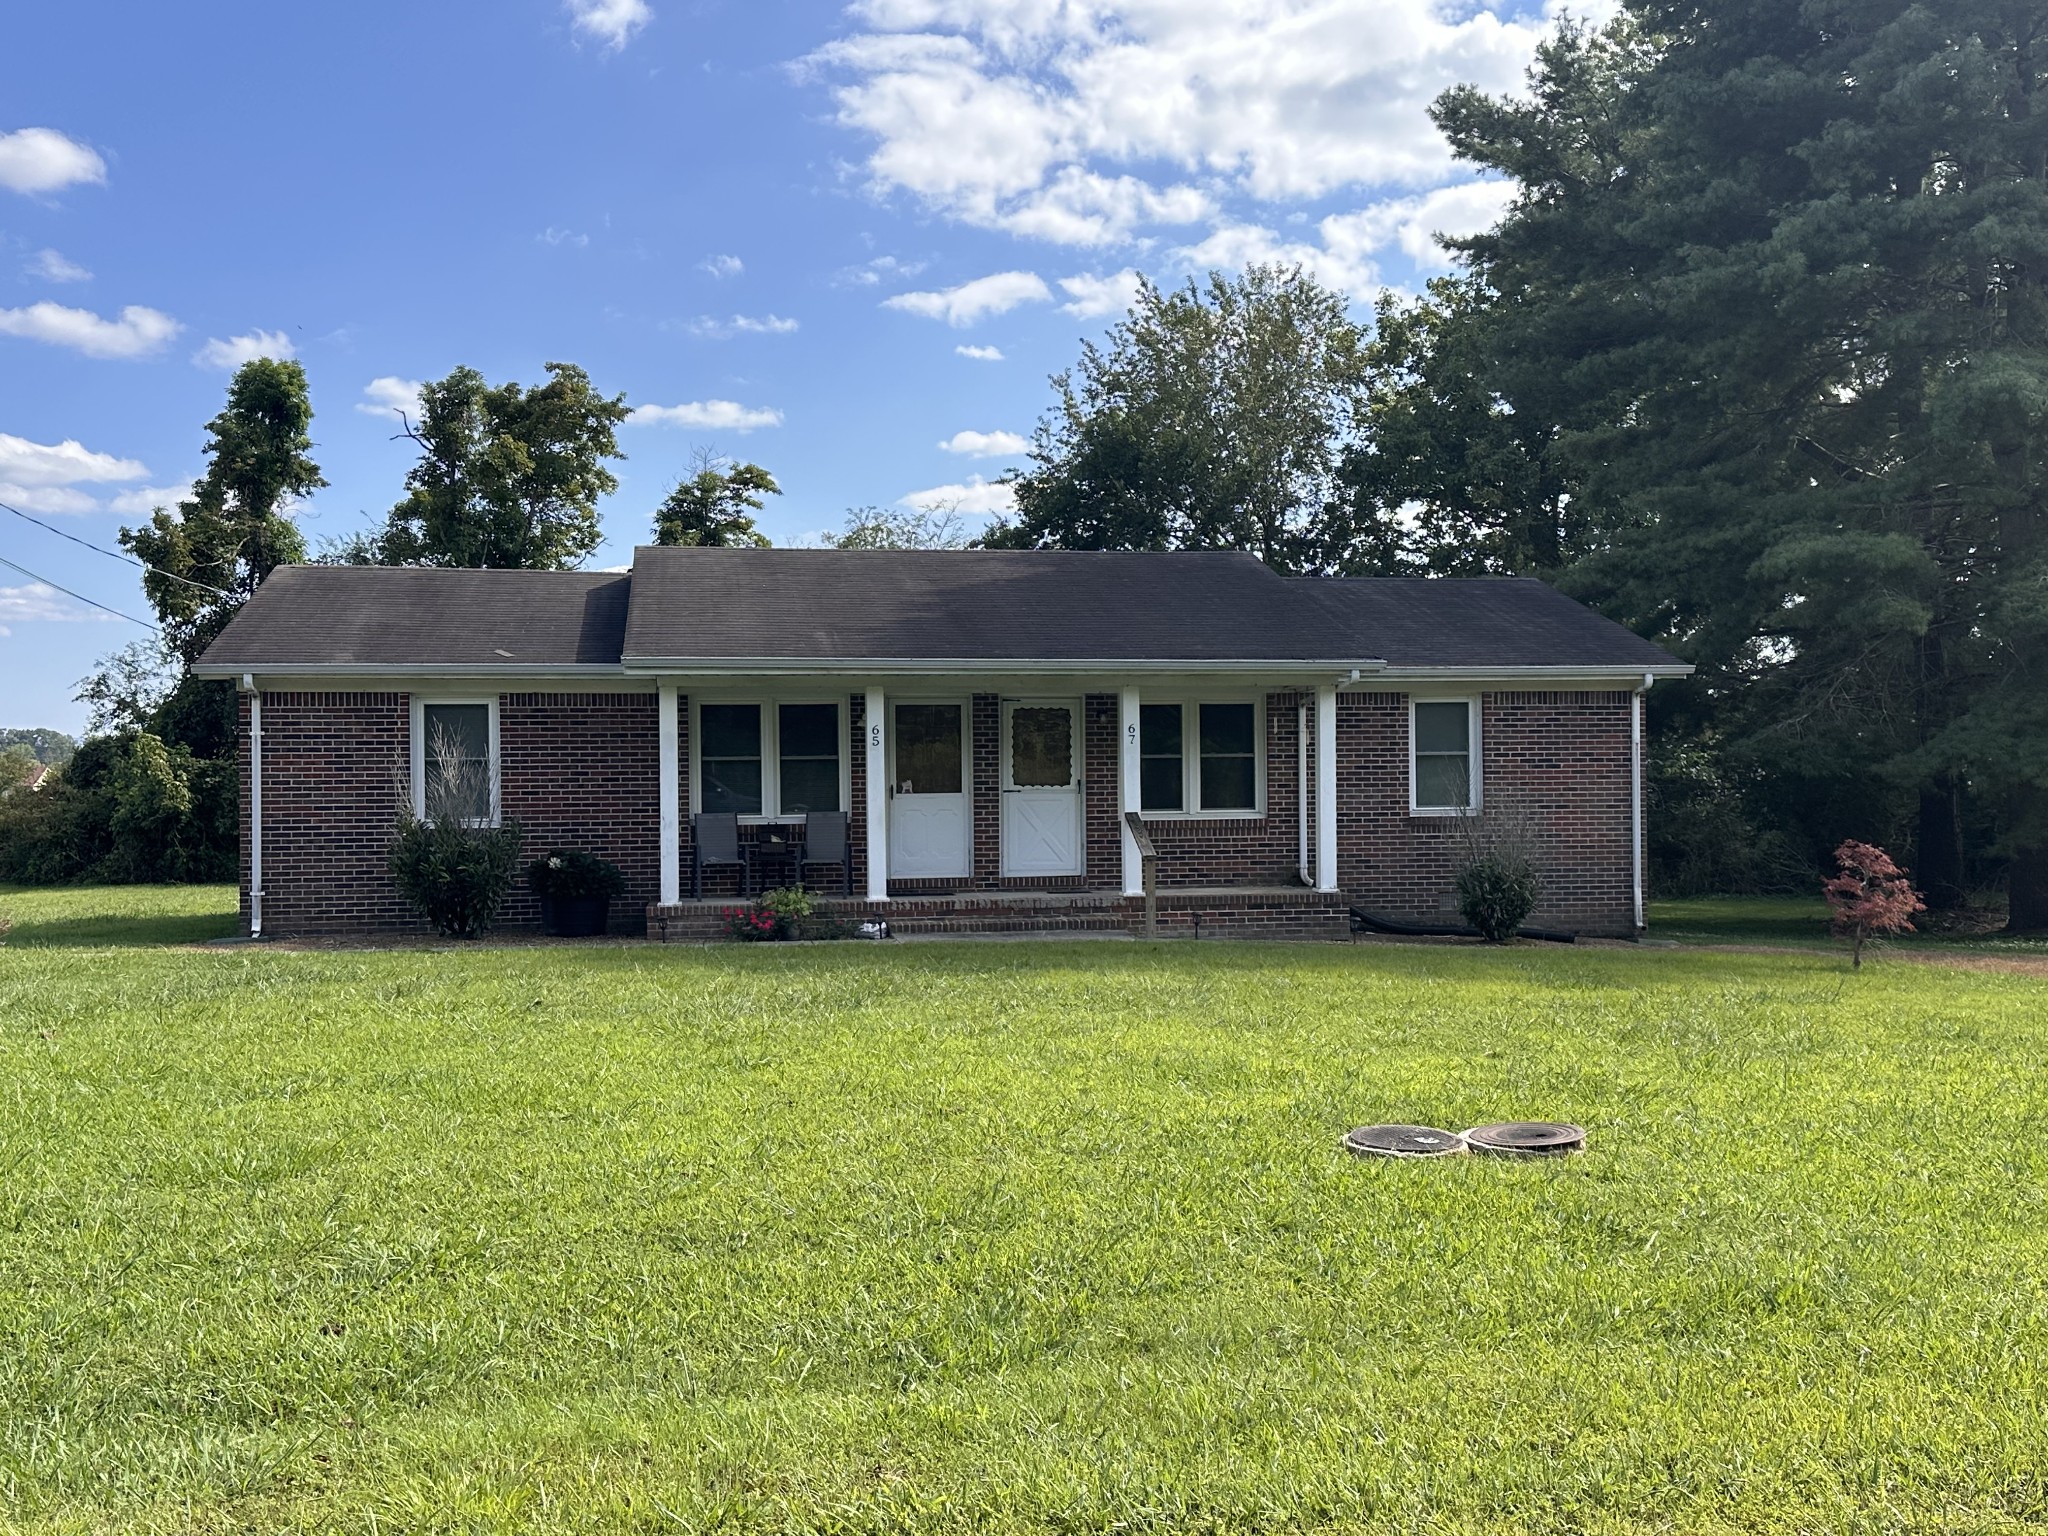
[194, 547, 1688, 941]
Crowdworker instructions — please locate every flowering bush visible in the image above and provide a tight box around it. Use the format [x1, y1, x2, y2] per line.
[1823, 840, 1925, 969]
[723, 904, 784, 942]
[722, 887, 853, 942]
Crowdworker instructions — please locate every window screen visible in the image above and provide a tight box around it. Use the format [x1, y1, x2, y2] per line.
[777, 703, 840, 814]
[700, 704, 763, 815]
[423, 703, 491, 822]
[1413, 701, 1473, 809]
[1198, 703, 1256, 811]
[1140, 703, 1184, 811]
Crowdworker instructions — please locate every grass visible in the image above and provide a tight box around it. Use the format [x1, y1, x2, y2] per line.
[3, 888, 2048, 1533]
[1649, 893, 2048, 956]
[0, 882, 241, 948]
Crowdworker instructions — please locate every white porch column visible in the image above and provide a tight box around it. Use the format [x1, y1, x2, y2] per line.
[658, 683, 680, 905]
[864, 687, 889, 900]
[1315, 683, 1339, 892]
[1119, 685, 1143, 896]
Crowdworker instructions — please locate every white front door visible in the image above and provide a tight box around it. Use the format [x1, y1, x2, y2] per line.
[1002, 700, 1082, 877]
[888, 702, 970, 879]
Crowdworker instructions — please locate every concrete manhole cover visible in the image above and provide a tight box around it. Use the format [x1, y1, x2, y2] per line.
[1343, 1124, 1468, 1158]
[1465, 1121, 1586, 1156]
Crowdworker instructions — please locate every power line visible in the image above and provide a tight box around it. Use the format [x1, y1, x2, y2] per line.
[0, 498, 234, 598]
[0, 551, 160, 632]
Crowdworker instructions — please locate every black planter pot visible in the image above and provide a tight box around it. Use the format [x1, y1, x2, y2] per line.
[540, 893, 612, 938]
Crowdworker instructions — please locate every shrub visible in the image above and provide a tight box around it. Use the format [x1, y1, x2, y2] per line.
[1453, 799, 1542, 942]
[723, 904, 783, 942]
[1456, 851, 1541, 942]
[1823, 840, 1925, 968]
[0, 730, 236, 885]
[527, 849, 627, 902]
[390, 814, 523, 938]
[721, 887, 854, 942]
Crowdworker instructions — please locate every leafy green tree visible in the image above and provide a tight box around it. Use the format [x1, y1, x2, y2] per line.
[355, 363, 629, 569]
[825, 505, 967, 549]
[984, 266, 1366, 571]
[1335, 276, 1595, 576]
[653, 455, 777, 547]
[1428, 0, 2048, 924]
[121, 358, 325, 665]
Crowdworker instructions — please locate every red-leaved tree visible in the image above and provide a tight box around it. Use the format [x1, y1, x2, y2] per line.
[1822, 841, 1926, 969]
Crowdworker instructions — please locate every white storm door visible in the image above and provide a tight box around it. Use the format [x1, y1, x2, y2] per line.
[888, 702, 970, 879]
[1001, 700, 1082, 877]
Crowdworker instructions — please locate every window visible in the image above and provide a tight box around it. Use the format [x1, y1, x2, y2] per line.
[695, 700, 844, 818]
[1137, 699, 1261, 815]
[700, 704, 763, 815]
[413, 700, 497, 824]
[1139, 704, 1183, 811]
[1412, 699, 1477, 812]
[777, 703, 841, 813]
[1198, 703, 1257, 811]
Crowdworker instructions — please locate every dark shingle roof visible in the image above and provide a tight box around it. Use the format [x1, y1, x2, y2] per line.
[194, 566, 630, 671]
[194, 552, 1684, 676]
[622, 546, 1368, 664]
[1304, 577, 1677, 671]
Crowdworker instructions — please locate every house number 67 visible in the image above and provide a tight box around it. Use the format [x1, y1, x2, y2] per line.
[1126, 722, 1138, 746]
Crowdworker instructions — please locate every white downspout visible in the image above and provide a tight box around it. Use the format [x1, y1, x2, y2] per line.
[246, 674, 263, 939]
[1315, 683, 1339, 892]
[1632, 672, 1652, 934]
[1297, 700, 1309, 886]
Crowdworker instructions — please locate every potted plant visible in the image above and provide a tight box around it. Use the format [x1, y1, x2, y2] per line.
[527, 849, 627, 937]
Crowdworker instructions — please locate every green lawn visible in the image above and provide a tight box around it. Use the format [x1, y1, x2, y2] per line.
[3, 888, 2047, 1533]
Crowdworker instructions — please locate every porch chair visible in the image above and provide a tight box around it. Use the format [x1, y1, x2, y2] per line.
[692, 812, 748, 899]
[801, 811, 852, 895]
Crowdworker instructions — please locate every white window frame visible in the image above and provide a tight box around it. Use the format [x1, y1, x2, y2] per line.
[1135, 697, 1265, 819]
[689, 696, 850, 823]
[411, 696, 501, 826]
[1409, 696, 1481, 816]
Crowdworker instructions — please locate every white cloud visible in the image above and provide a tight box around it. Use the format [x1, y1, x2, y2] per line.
[27, 248, 91, 283]
[955, 343, 1004, 360]
[805, 3, 1559, 289]
[628, 400, 784, 432]
[836, 253, 927, 287]
[0, 580, 113, 635]
[939, 429, 1028, 457]
[105, 483, 193, 517]
[0, 481, 100, 515]
[357, 376, 425, 421]
[192, 329, 295, 370]
[883, 269, 1050, 326]
[0, 128, 106, 196]
[538, 226, 590, 247]
[0, 301, 179, 359]
[0, 432, 147, 489]
[683, 313, 800, 339]
[566, 0, 650, 48]
[899, 474, 1016, 515]
[1058, 267, 1143, 318]
[699, 253, 744, 278]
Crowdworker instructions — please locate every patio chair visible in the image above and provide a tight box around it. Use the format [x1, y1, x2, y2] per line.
[692, 812, 748, 899]
[802, 811, 851, 895]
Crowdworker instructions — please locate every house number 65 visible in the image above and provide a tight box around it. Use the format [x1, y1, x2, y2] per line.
[870, 722, 883, 749]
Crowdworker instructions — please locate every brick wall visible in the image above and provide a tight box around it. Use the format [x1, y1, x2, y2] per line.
[1135, 691, 1310, 890]
[244, 690, 660, 937]
[242, 691, 415, 935]
[499, 693, 660, 932]
[1336, 689, 1635, 936]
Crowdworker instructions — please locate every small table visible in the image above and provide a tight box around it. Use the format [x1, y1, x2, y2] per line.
[746, 824, 807, 893]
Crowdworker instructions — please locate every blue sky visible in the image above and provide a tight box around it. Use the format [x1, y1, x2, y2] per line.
[2, 0, 1575, 733]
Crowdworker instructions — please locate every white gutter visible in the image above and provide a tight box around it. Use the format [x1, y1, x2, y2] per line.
[1632, 671, 1653, 934]
[192, 662, 628, 680]
[245, 674, 263, 940]
[621, 656, 1394, 677]
[1297, 699, 1309, 885]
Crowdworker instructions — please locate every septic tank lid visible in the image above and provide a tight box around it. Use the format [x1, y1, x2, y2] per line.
[1344, 1124, 1468, 1158]
[1465, 1121, 1586, 1155]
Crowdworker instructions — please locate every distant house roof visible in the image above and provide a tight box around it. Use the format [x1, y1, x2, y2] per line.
[195, 549, 1687, 678]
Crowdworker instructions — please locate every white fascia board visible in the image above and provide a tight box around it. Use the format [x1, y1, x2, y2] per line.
[193, 665, 652, 693]
[1362, 663, 1694, 685]
[622, 657, 1391, 677]
[191, 663, 640, 683]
